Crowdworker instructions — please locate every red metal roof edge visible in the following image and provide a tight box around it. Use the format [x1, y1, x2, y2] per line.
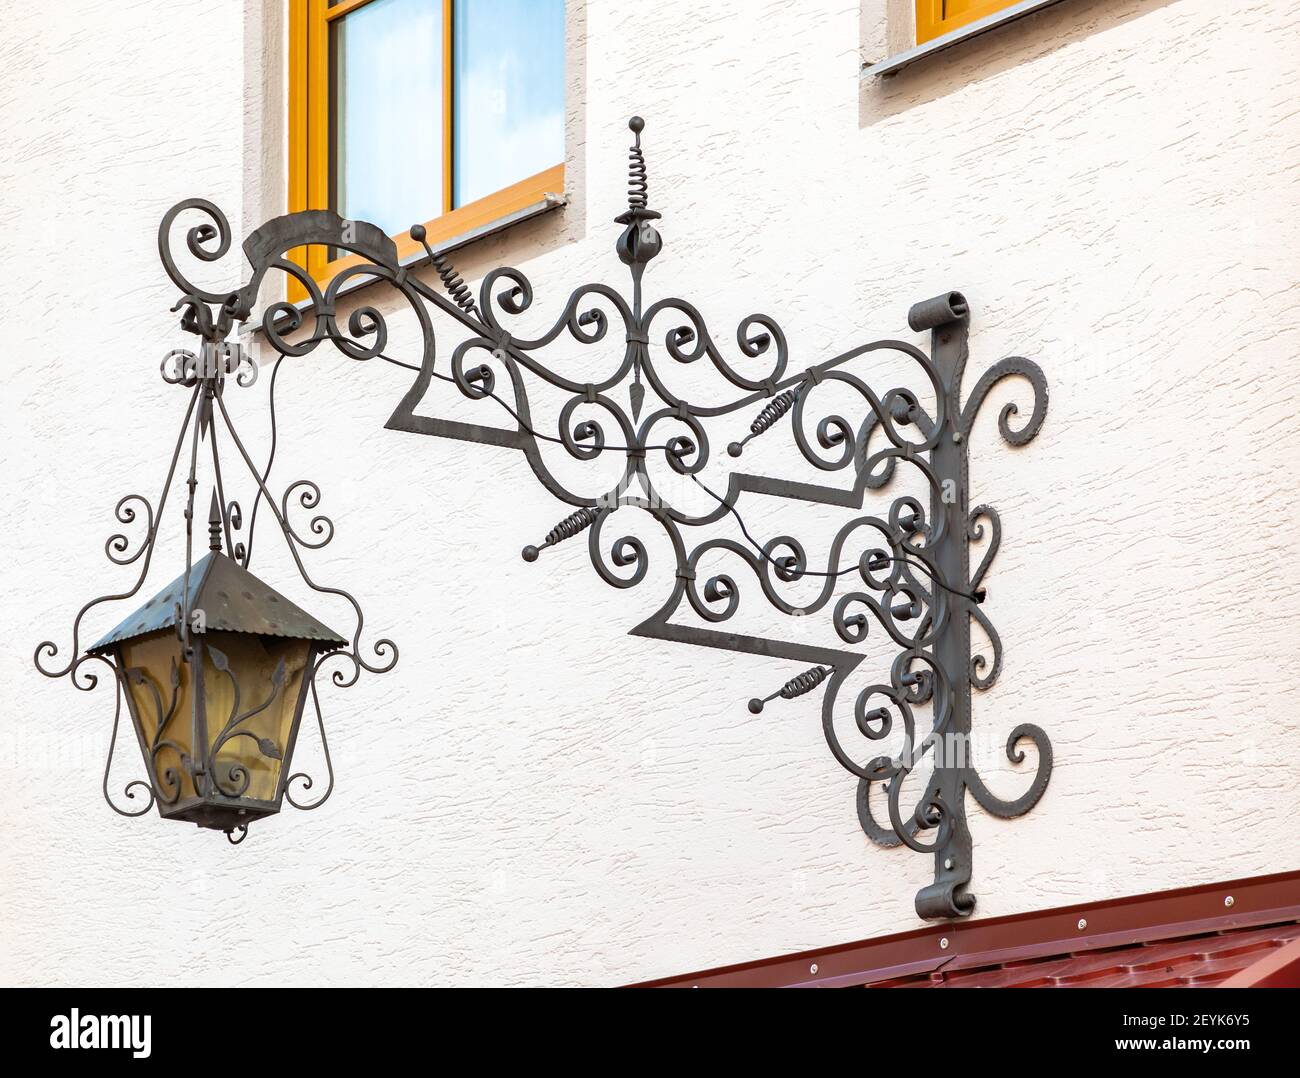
[632, 868, 1300, 988]
[1221, 935, 1300, 988]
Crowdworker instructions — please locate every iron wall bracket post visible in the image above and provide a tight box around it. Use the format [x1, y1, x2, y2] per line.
[848, 292, 1052, 919]
[914, 295, 978, 918]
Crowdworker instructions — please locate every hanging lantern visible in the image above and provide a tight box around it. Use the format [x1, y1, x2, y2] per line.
[85, 495, 346, 836]
[34, 241, 396, 842]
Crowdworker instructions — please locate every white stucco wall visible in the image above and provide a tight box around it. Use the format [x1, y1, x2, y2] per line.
[2, 0, 1298, 986]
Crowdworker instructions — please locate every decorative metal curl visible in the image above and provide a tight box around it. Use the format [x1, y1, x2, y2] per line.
[99, 658, 158, 818]
[284, 677, 334, 811]
[39, 115, 1050, 916]
[157, 198, 237, 307]
[104, 495, 155, 566]
[281, 480, 336, 549]
[37, 254, 396, 840]
[257, 121, 1045, 921]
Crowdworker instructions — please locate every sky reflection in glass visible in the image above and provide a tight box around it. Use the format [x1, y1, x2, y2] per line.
[453, 0, 564, 207]
[333, 0, 444, 236]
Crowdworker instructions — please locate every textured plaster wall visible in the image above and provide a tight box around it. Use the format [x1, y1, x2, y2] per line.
[2, 0, 1298, 986]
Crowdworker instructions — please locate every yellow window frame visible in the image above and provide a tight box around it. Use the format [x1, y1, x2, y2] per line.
[287, 0, 565, 299]
[915, 1, 1017, 45]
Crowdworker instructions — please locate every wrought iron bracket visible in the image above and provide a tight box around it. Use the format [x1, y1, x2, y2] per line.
[38, 117, 1050, 919]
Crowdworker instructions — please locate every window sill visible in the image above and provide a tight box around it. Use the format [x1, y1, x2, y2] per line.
[252, 181, 567, 337]
[862, 0, 1068, 79]
[314, 164, 566, 290]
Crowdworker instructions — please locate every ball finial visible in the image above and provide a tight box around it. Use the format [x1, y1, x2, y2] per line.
[522, 545, 540, 563]
[628, 116, 645, 134]
[727, 442, 744, 458]
[748, 698, 765, 715]
[409, 223, 426, 242]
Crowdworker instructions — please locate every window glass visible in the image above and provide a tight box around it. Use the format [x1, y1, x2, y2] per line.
[452, 0, 565, 208]
[332, 0, 445, 235]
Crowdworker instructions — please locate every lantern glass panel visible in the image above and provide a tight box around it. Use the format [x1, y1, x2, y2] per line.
[118, 630, 313, 808]
[199, 631, 312, 802]
[118, 632, 197, 803]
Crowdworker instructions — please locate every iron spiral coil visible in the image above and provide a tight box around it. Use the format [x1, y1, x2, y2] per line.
[627, 143, 648, 210]
[432, 252, 476, 314]
[779, 665, 829, 700]
[750, 389, 800, 436]
[546, 507, 599, 547]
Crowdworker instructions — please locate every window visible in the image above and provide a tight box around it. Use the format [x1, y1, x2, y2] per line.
[288, 0, 565, 294]
[915, 0, 1017, 45]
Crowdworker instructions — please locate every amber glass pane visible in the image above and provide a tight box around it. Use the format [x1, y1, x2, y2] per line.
[200, 632, 311, 803]
[119, 630, 311, 806]
[119, 633, 198, 804]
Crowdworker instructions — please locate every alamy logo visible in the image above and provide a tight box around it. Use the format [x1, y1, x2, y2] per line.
[49, 1009, 151, 1058]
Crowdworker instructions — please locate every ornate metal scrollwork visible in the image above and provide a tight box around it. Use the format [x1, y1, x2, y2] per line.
[34, 203, 398, 833]
[41, 116, 1048, 917]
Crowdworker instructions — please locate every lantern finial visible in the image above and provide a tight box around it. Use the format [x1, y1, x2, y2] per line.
[208, 490, 223, 553]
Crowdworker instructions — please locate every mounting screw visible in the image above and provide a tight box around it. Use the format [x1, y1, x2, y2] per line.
[809, 963, 818, 975]
[1077, 918, 1087, 931]
[939, 937, 949, 950]
[1224, 895, 1234, 908]
[952, 431, 963, 444]
[943, 857, 953, 870]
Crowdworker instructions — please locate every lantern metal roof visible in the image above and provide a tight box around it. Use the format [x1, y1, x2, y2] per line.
[86, 551, 347, 655]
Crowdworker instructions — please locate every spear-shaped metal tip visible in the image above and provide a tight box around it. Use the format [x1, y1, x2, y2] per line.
[199, 392, 213, 439]
[208, 490, 223, 552]
[629, 380, 645, 422]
